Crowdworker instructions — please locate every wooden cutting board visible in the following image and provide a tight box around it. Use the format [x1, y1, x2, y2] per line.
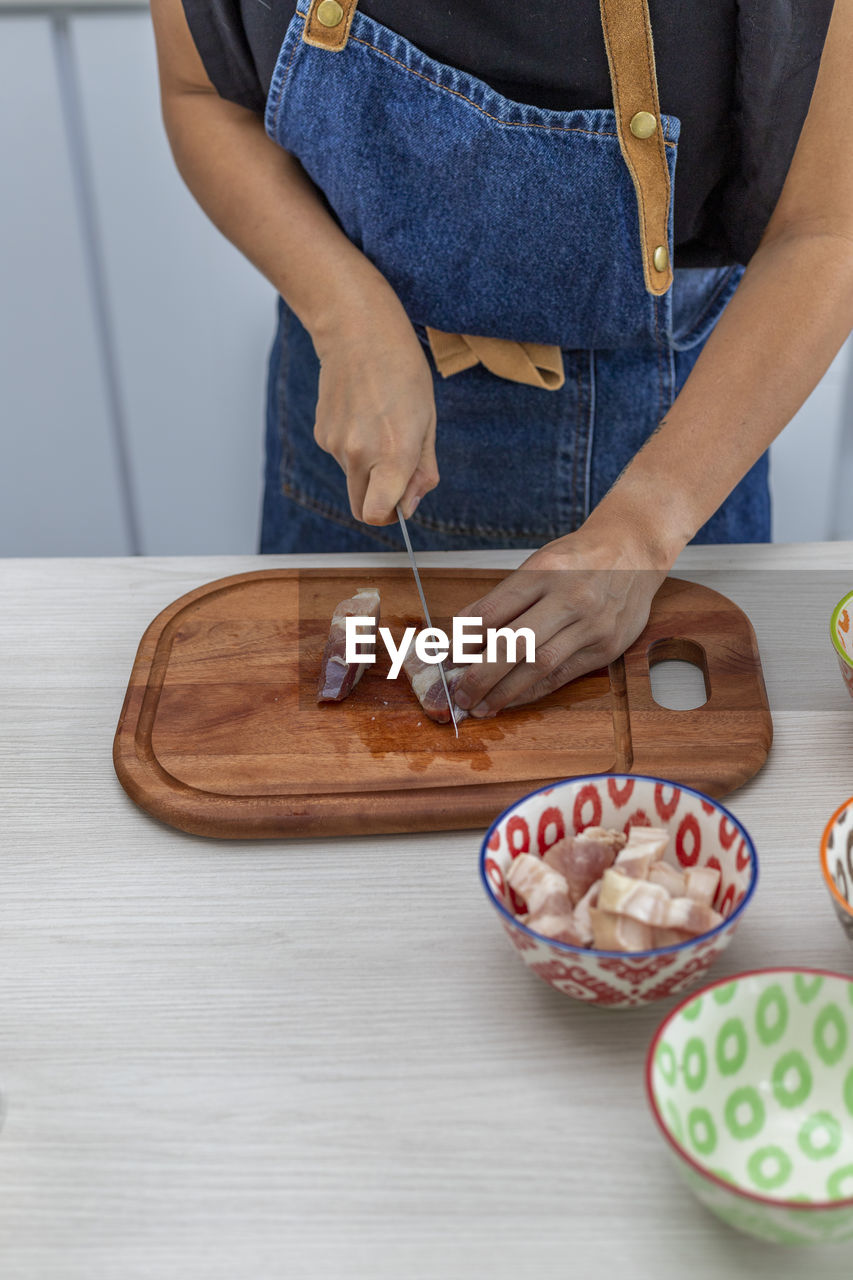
[113, 569, 772, 838]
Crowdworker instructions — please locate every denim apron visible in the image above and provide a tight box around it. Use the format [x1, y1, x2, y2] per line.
[260, 2, 770, 552]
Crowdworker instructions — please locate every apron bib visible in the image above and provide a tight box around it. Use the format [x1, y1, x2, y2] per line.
[260, 1, 770, 551]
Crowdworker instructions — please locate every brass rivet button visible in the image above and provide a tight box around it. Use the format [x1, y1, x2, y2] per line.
[653, 245, 669, 273]
[629, 111, 658, 139]
[316, 0, 344, 26]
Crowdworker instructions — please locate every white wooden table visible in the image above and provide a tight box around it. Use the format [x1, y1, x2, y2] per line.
[1, 545, 852, 1279]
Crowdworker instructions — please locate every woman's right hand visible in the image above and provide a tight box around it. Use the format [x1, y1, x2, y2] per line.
[151, 0, 438, 528]
[312, 281, 439, 526]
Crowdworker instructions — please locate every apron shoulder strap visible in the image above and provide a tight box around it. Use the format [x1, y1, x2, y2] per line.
[302, 0, 360, 51]
[301, 0, 673, 297]
[599, 0, 674, 296]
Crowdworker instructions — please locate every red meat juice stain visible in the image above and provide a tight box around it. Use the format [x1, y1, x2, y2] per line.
[348, 671, 549, 772]
[314, 610, 565, 771]
[351, 691, 514, 772]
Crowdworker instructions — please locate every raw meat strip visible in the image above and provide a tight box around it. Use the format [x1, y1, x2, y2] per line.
[589, 907, 653, 952]
[317, 587, 381, 702]
[615, 845, 660, 880]
[506, 854, 574, 919]
[401, 640, 468, 724]
[524, 910, 588, 946]
[582, 827, 627, 854]
[543, 831, 620, 904]
[652, 927, 693, 947]
[662, 897, 724, 936]
[623, 826, 669, 859]
[610, 826, 669, 878]
[648, 862, 687, 896]
[571, 879, 600, 946]
[598, 869, 670, 926]
[685, 866, 721, 907]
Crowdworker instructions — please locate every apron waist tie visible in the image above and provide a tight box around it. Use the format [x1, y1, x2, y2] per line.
[425, 327, 565, 391]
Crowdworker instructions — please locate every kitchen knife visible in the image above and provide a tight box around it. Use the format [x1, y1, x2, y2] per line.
[396, 504, 459, 736]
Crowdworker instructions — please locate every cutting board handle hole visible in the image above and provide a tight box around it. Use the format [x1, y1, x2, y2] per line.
[648, 639, 710, 710]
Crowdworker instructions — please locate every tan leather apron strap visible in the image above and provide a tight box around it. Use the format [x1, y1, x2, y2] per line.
[302, 0, 360, 51]
[599, 0, 673, 295]
[301, 0, 669, 382]
[426, 328, 565, 391]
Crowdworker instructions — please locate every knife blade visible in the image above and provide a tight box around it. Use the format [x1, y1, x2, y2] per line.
[396, 504, 459, 736]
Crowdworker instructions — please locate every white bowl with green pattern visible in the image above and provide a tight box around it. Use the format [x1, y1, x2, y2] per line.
[646, 968, 853, 1244]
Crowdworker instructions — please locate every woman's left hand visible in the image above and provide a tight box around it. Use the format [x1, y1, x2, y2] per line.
[452, 520, 670, 717]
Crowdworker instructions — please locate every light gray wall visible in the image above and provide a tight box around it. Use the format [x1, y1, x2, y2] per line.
[1, 5, 851, 554]
[71, 11, 275, 555]
[1, 8, 272, 557]
[771, 338, 853, 542]
[0, 15, 132, 556]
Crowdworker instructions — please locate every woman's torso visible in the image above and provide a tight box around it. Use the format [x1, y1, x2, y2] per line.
[182, 0, 834, 266]
[184, 0, 741, 265]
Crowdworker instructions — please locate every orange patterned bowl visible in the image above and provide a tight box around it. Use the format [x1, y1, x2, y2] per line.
[820, 798, 853, 945]
[831, 590, 853, 700]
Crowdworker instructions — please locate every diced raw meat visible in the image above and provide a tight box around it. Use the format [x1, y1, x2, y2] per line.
[648, 862, 688, 896]
[543, 831, 620, 904]
[623, 826, 669, 860]
[572, 879, 600, 946]
[401, 640, 468, 724]
[506, 854, 573, 918]
[615, 846, 659, 880]
[525, 910, 587, 946]
[317, 587, 381, 702]
[582, 827, 627, 853]
[652, 927, 693, 947]
[662, 896, 724, 936]
[590, 907, 654, 952]
[685, 866, 721, 907]
[501, 824, 724, 954]
[598, 869, 670, 926]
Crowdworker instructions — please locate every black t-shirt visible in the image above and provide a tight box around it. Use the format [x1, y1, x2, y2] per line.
[181, 0, 833, 267]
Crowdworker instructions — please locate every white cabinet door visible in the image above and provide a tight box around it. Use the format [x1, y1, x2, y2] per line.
[71, 11, 275, 555]
[0, 17, 131, 556]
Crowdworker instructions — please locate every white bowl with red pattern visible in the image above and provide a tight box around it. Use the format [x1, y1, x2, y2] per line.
[479, 774, 758, 1009]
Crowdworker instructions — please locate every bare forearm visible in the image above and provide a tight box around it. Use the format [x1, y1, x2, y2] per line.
[160, 86, 388, 343]
[594, 230, 853, 562]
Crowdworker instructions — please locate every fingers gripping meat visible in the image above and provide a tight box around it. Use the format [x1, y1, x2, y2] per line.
[401, 639, 468, 724]
[317, 588, 381, 702]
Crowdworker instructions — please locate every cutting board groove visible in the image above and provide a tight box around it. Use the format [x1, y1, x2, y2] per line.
[113, 569, 772, 838]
